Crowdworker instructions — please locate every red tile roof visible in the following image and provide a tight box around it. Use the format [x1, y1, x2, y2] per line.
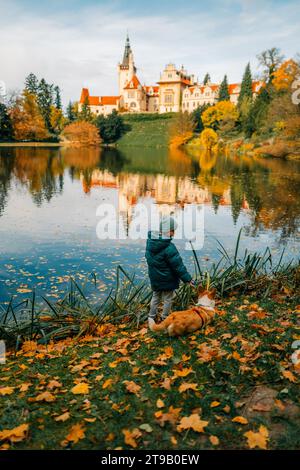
[144, 86, 159, 96]
[79, 88, 119, 106]
[124, 75, 141, 90]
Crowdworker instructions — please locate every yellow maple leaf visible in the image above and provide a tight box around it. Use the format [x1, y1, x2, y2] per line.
[123, 380, 141, 395]
[282, 370, 297, 382]
[71, 383, 89, 395]
[47, 380, 62, 390]
[19, 383, 32, 393]
[55, 412, 70, 422]
[0, 386, 14, 396]
[156, 399, 165, 408]
[0, 423, 29, 443]
[173, 368, 193, 378]
[63, 423, 86, 445]
[232, 416, 248, 424]
[102, 379, 113, 389]
[122, 428, 142, 448]
[244, 425, 269, 449]
[34, 391, 56, 402]
[177, 414, 208, 433]
[178, 383, 198, 393]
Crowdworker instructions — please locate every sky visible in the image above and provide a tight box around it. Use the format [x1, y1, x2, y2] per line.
[0, 0, 299, 106]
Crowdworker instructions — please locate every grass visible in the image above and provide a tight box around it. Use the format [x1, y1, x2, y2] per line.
[0, 293, 299, 450]
[117, 114, 175, 147]
[0, 232, 299, 450]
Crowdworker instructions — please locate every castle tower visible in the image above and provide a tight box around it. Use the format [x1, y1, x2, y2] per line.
[118, 34, 136, 96]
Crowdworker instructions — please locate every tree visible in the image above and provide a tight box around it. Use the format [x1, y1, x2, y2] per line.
[202, 101, 238, 131]
[37, 78, 54, 131]
[238, 63, 253, 107]
[192, 104, 211, 133]
[94, 110, 124, 143]
[244, 85, 273, 137]
[273, 59, 300, 92]
[66, 101, 78, 122]
[218, 75, 230, 101]
[169, 112, 196, 147]
[257, 47, 284, 83]
[10, 90, 49, 141]
[25, 73, 39, 95]
[61, 121, 101, 146]
[80, 96, 92, 121]
[54, 85, 62, 109]
[0, 103, 13, 141]
[200, 128, 218, 150]
[203, 73, 211, 85]
[50, 105, 65, 134]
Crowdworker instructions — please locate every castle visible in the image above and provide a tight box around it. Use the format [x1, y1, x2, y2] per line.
[79, 35, 262, 116]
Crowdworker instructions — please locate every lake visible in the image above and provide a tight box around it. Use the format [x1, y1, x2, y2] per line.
[0, 145, 299, 304]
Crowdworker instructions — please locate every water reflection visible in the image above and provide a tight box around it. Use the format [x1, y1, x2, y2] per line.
[1, 146, 299, 241]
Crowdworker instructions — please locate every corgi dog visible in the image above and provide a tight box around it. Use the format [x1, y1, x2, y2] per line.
[148, 287, 216, 337]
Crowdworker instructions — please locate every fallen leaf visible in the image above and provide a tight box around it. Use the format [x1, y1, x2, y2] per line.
[47, 380, 62, 390]
[0, 387, 14, 396]
[102, 379, 113, 389]
[55, 412, 70, 422]
[173, 368, 193, 378]
[281, 370, 297, 383]
[156, 399, 165, 408]
[178, 383, 198, 393]
[0, 424, 29, 443]
[71, 383, 89, 395]
[210, 401, 220, 408]
[122, 428, 142, 448]
[177, 414, 208, 433]
[210, 435, 219, 446]
[63, 423, 86, 445]
[244, 425, 269, 450]
[123, 380, 141, 395]
[232, 416, 248, 424]
[34, 391, 56, 402]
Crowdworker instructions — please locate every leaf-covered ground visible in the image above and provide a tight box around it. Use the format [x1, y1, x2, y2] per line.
[1, 294, 300, 450]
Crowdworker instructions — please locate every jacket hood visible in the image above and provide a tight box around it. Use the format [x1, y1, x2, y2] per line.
[147, 231, 172, 254]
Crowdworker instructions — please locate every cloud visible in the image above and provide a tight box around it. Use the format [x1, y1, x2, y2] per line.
[0, 0, 299, 106]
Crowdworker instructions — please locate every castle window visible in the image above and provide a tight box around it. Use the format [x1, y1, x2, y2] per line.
[168, 73, 172, 78]
[130, 102, 136, 108]
[164, 94, 173, 105]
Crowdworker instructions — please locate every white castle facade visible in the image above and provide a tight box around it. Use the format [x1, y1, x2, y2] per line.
[79, 35, 262, 116]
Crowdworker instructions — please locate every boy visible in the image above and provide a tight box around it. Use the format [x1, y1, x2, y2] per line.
[145, 215, 193, 327]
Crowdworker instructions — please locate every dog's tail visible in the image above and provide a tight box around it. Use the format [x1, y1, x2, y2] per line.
[148, 317, 172, 333]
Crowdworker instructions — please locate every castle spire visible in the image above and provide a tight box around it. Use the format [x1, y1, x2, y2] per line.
[122, 33, 132, 66]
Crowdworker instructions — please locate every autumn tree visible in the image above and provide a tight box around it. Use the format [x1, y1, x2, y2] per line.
[50, 105, 65, 134]
[0, 103, 13, 141]
[202, 101, 238, 132]
[169, 111, 196, 147]
[10, 91, 49, 141]
[61, 121, 101, 146]
[273, 59, 300, 92]
[257, 47, 284, 83]
[218, 75, 230, 101]
[200, 128, 218, 150]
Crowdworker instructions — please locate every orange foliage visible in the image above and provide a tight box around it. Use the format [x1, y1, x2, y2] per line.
[62, 121, 101, 146]
[273, 59, 300, 91]
[10, 91, 49, 141]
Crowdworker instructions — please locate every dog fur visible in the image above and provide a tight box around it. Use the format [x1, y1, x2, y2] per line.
[148, 287, 216, 337]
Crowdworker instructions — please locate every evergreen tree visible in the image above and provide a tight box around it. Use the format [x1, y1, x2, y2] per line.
[37, 78, 54, 131]
[94, 110, 124, 143]
[0, 103, 13, 141]
[238, 63, 253, 107]
[66, 101, 76, 122]
[192, 103, 211, 132]
[218, 75, 230, 101]
[54, 85, 62, 110]
[203, 73, 211, 85]
[25, 73, 39, 96]
[244, 84, 273, 137]
[80, 96, 92, 121]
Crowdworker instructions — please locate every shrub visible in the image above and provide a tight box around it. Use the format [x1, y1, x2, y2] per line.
[200, 128, 218, 149]
[61, 121, 101, 146]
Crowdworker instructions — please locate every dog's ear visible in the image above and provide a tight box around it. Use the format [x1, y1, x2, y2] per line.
[197, 285, 205, 295]
[208, 288, 217, 298]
